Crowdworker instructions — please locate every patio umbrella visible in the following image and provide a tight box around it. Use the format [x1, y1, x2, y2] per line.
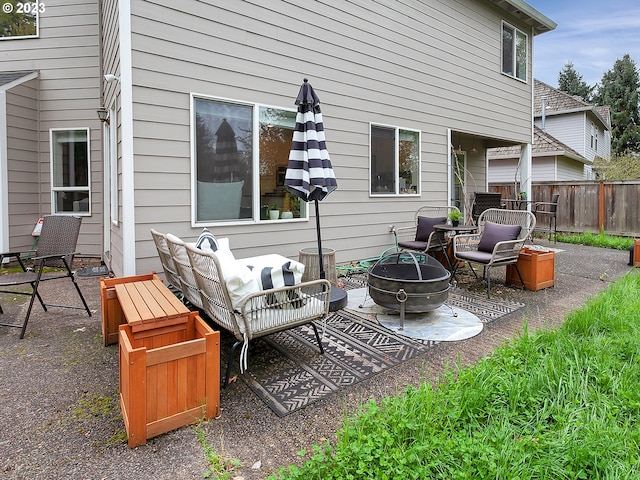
[285, 79, 338, 283]
[214, 118, 240, 182]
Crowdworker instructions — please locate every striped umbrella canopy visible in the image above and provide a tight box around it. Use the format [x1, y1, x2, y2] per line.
[285, 79, 338, 280]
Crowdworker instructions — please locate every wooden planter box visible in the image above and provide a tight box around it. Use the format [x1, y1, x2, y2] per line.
[506, 248, 555, 291]
[101, 273, 161, 346]
[634, 239, 640, 267]
[119, 312, 221, 448]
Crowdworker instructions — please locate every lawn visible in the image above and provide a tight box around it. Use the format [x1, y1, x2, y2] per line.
[272, 270, 640, 479]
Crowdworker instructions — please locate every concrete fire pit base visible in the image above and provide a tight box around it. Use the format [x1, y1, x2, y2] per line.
[346, 288, 483, 342]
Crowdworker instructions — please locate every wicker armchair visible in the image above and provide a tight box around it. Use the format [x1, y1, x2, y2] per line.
[184, 243, 330, 387]
[453, 208, 536, 298]
[150, 229, 183, 296]
[0, 215, 92, 338]
[393, 205, 460, 269]
[165, 233, 204, 310]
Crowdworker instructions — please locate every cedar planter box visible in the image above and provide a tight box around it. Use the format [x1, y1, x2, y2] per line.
[634, 239, 640, 267]
[506, 247, 555, 291]
[101, 273, 161, 346]
[119, 312, 221, 448]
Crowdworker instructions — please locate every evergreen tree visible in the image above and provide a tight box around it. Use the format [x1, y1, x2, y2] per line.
[593, 54, 640, 155]
[558, 61, 593, 101]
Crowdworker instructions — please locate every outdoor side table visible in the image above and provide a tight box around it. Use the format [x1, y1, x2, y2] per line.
[299, 247, 347, 311]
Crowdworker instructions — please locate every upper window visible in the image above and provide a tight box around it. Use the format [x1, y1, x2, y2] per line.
[0, 1, 41, 40]
[192, 96, 307, 224]
[50, 128, 91, 214]
[370, 124, 420, 196]
[502, 22, 527, 81]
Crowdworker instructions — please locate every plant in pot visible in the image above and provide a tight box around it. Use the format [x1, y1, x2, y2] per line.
[448, 210, 462, 227]
[269, 204, 280, 220]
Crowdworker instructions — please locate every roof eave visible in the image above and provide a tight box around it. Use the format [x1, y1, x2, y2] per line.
[489, 0, 557, 34]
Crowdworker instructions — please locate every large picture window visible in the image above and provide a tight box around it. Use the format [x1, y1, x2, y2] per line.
[370, 124, 420, 196]
[50, 128, 90, 214]
[0, 1, 41, 40]
[502, 21, 527, 81]
[193, 96, 306, 223]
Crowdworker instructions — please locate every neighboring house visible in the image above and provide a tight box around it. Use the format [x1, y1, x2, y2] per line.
[1, 0, 555, 277]
[488, 79, 611, 183]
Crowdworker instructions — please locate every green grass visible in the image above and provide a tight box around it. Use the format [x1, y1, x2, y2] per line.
[271, 271, 640, 479]
[556, 230, 634, 250]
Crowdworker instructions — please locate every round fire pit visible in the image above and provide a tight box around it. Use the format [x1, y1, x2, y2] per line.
[368, 252, 451, 328]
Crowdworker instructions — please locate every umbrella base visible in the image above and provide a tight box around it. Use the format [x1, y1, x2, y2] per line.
[329, 286, 348, 312]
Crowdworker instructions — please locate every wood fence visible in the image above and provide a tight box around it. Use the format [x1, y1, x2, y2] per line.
[488, 180, 640, 238]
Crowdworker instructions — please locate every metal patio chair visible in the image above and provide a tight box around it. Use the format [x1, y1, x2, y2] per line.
[0, 215, 92, 338]
[533, 193, 559, 242]
[453, 208, 536, 298]
[472, 192, 503, 224]
[392, 205, 460, 270]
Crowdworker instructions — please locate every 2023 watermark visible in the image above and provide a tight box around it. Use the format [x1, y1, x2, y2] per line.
[2, 2, 46, 14]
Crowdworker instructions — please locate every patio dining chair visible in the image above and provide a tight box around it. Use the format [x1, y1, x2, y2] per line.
[533, 193, 559, 242]
[452, 208, 536, 298]
[393, 205, 460, 270]
[472, 192, 503, 224]
[0, 215, 92, 338]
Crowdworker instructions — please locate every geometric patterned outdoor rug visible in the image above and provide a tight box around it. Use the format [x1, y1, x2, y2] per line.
[237, 281, 525, 416]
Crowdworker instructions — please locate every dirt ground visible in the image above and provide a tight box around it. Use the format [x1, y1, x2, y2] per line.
[0, 241, 634, 479]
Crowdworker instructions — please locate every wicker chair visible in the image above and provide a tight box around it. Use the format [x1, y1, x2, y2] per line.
[184, 243, 330, 387]
[165, 233, 204, 310]
[150, 229, 183, 296]
[0, 215, 92, 338]
[392, 205, 460, 269]
[453, 208, 536, 298]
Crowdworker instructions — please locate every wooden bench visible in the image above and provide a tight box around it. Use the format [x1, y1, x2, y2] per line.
[114, 277, 190, 340]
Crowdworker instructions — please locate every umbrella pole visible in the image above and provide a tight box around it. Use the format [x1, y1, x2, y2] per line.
[314, 198, 326, 280]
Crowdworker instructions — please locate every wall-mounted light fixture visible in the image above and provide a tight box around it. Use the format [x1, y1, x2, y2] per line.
[104, 74, 120, 83]
[97, 107, 110, 125]
[471, 138, 478, 154]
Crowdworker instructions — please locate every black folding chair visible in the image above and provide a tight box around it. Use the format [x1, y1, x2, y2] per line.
[0, 215, 92, 338]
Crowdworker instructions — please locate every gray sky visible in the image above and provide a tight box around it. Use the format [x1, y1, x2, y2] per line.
[527, 0, 640, 88]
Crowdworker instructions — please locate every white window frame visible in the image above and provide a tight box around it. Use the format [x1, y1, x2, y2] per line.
[49, 127, 91, 215]
[190, 93, 308, 226]
[369, 123, 421, 197]
[501, 21, 528, 82]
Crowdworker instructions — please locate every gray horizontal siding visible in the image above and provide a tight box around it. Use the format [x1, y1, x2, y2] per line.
[1, 0, 103, 255]
[127, 0, 536, 269]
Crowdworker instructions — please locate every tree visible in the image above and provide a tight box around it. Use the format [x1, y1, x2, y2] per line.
[558, 61, 594, 101]
[593, 54, 640, 155]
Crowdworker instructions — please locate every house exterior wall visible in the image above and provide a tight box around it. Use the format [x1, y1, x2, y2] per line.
[118, 0, 538, 275]
[557, 156, 586, 180]
[5, 79, 40, 250]
[584, 111, 610, 161]
[489, 155, 557, 183]
[100, 0, 123, 275]
[0, 0, 103, 255]
[535, 113, 585, 157]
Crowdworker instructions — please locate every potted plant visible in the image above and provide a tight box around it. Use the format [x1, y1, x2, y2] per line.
[448, 210, 462, 227]
[269, 204, 280, 220]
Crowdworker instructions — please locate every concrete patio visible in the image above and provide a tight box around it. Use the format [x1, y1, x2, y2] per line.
[0, 240, 634, 479]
